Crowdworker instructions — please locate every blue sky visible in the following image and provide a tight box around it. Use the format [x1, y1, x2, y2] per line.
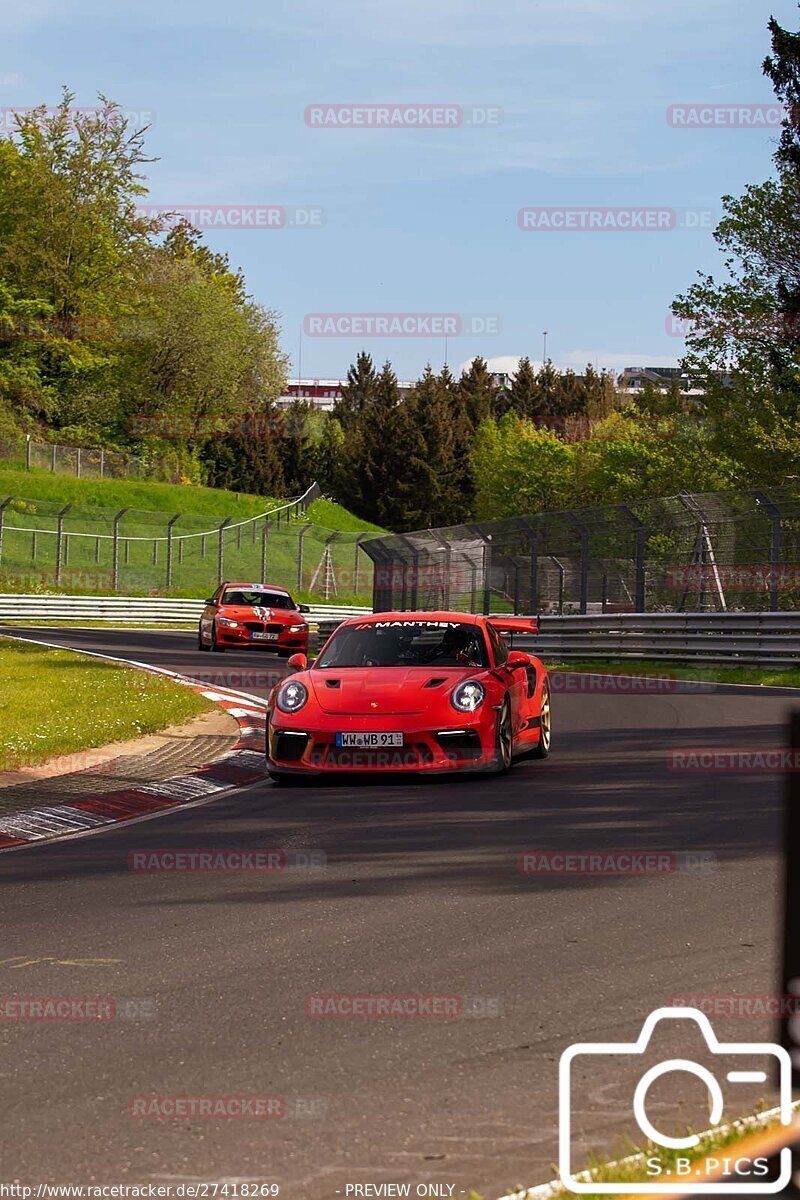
[1, 0, 796, 381]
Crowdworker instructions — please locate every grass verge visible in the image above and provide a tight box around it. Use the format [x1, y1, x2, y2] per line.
[0, 465, 281, 519]
[545, 658, 800, 688]
[479, 1103, 797, 1199]
[0, 637, 213, 771]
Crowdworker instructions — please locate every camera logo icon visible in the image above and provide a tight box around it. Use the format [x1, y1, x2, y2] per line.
[558, 1006, 793, 1194]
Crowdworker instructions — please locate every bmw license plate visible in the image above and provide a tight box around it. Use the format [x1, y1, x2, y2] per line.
[251, 631, 279, 640]
[335, 732, 404, 748]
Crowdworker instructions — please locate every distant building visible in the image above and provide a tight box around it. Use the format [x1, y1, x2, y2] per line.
[617, 366, 731, 397]
[277, 378, 416, 411]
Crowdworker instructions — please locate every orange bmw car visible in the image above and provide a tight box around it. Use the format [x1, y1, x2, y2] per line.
[198, 582, 311, 656]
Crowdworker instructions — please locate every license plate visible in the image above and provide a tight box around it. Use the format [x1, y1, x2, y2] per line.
[251, 631, 279, 641]
[335, 732, 404, 748]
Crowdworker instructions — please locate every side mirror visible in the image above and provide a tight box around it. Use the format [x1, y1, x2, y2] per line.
[204, 599, 215, 606]
[286, 653, 307, 673]
[504, 650, 529, 670]
[297, 603, 311, 613]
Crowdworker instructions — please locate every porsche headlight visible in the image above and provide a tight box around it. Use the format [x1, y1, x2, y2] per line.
[276, 680, 308, 713]
[217, 616, 239, 628]
[451, 680, 485, 712]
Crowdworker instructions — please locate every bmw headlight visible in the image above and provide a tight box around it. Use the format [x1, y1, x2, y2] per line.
[217, 616, 239, 628]
[276, 680, 308, 713]
[451, 680, 485, 713]
[288, 623, 307, 632]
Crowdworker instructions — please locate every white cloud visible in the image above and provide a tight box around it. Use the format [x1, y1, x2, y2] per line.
[560, 349, 680, 371]
[458, 351, 682, 377]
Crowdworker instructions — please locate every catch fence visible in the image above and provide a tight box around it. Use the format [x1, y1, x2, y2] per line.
[0, 483, 375, 603]
[364, 486, 800, 614]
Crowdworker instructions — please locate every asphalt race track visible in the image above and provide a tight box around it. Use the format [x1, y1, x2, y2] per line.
[0, 626, 795, 1198]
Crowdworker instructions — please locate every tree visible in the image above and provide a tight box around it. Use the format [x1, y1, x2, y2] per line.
[457, 356, 497, 426]
[672, 11, 800, 486]
[507, 356, 538, 418]
[407, 365, 455, 526]
[278, 399, 314, 495]
[470, 413, 577, 519]
[332, 351, 377, 433]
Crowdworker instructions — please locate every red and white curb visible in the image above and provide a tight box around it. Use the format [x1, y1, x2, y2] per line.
[0, 634, 271, 851]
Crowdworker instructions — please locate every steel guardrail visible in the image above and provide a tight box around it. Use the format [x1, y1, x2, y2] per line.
[1, 598, 798, 665]
[0, 594, 371, 627]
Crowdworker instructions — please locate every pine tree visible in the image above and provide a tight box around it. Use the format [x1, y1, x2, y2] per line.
[408, 364, 455, 525]
[314, 415, 345, 497]
[507, 356, 538, 418]
[278, 398, 314, 494]
[457, 356, 498, 427]
[332, 351, 377, 432]
[439, 365, 476, 523]
[552, 368, 587, 416]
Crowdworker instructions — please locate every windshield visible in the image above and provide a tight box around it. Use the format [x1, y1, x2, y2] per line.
[221, 590, 295, 609]
[316, 620, 488, 668]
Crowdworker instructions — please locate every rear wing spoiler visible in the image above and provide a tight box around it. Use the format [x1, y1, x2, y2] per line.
[487, 617, 539, 637]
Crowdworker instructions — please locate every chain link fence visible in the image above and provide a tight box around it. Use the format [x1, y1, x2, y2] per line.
[0, 483, 375, 602]
[363, 486, 800, 614]
[0, 434, 154, 481]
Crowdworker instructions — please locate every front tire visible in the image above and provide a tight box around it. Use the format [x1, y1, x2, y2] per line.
[531, 680, 552, 759]
[494, 698, 513, 774]
[198, 624, 209, 652]
[210, 623, 225, 653]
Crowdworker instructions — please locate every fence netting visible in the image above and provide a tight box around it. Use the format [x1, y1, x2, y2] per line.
[362, 486, 800, 614]
[0, 484, 374, 603]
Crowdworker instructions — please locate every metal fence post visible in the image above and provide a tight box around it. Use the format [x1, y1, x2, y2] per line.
[25, 436, 31, 470]
[0, 497, 14, 567]
[564, 513, 590, 614]
[112, 508, 129, 593]
[55, 504, 72, 585]
[217, 518, 233, 585]
[353, 534, 370, 596]
[514, 517, 538, 614]
[429, 532, 453, 609]
[618, 505, 646, 611]
[297, 524, 312, 591]
[166, 514, 180, 591]
[50, 444, 56, 473]
[261, 521, 269, 580]
[549, 555, 565, 614]
[752, 490, 782, 612]
[76, 447, 81, 479]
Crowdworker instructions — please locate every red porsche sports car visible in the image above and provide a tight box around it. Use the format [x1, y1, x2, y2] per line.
[198, 582, 310, 656]
[266, 611, 551, 782]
